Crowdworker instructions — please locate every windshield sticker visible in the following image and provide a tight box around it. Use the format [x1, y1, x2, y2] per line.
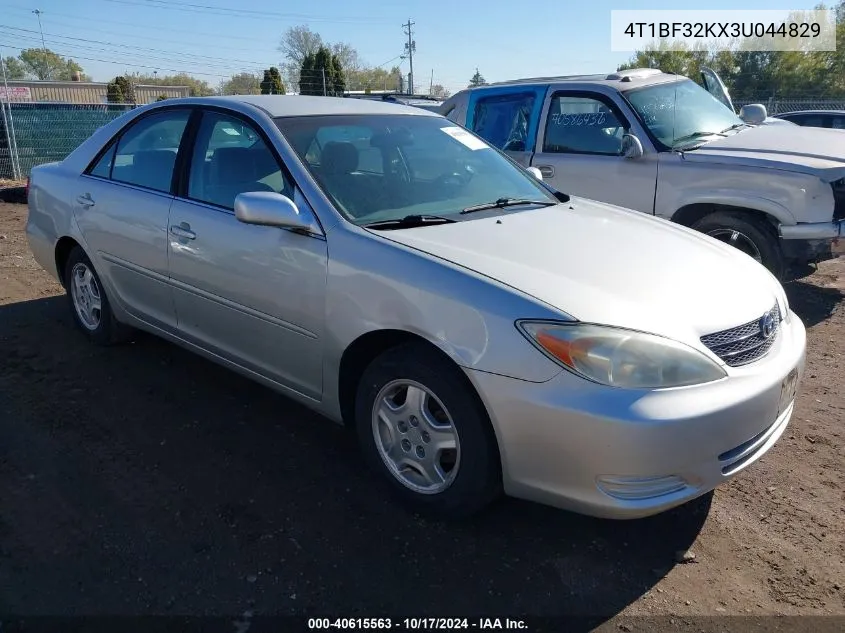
[550, 112, 608, 126]
[441, 126, 489, 150]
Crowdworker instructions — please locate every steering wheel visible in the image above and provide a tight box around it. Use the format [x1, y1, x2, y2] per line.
[432, 164, 474, 192]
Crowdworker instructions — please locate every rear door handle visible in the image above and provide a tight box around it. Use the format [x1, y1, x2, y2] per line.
[76, 193, 95, 208]
[535, 165, 555, 178]
[169, 223, 196, 240]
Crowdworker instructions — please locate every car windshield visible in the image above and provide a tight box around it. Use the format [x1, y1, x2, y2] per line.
[275, 114, 556, 224]
[625, 79, 744, 149]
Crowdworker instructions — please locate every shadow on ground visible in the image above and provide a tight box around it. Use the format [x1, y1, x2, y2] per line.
[784, 275, 843, 328]
[0, 296, 710, 624]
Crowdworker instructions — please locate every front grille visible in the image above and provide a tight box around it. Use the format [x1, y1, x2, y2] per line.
[701, 304, 781, 367]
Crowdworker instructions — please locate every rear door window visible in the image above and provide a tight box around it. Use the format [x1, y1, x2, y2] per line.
[109, 110, 190, 193]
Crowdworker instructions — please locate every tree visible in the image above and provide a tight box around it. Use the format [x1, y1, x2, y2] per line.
[468, 69, 486, 87]
[347, 65, 403, 92]
[300, 46, 345, 96]
[299, 52, 318, 95]
[106, 75, 136, 104]
[156, 95, 168, 101]
[260, 67, 285, 94]
[127, 72, 214, 97]
[279, 25, 324, 90]
[279, 25, 324, 66]
[220, 72, 261, 95]
[330, 56, 345, 96]
[430, 84, 450, 98]
[0, 56, 26, 80]
[616, 1, 845, 100]
[18, 48, 87, 81]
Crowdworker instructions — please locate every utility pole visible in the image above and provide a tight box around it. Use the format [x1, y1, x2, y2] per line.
[402, 19, 415, 95]
[321, 67, 327, 96]
[429, 69, 433, 96]
[32, 9, 47, 80]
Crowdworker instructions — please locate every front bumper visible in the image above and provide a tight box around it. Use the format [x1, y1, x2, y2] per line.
[465, 313, 807, 519]
[779, 218, 844, 241]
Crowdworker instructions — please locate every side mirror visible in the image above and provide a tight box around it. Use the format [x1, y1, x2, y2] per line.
[620, 133, 644, 159]
[739, 103, 767, 125]
[234, 191, 316, 233]
[526, 166, 543, 181]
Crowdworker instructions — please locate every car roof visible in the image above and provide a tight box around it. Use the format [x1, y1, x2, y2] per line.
[775, 110, 845, 117]
[461, 68, 686, 94]
[195, 95, 436, 117]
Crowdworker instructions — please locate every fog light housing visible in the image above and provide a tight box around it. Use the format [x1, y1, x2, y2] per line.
[596, 475, 688, 500]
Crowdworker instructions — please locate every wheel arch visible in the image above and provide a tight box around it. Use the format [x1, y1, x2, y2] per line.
[337, 330, 502, 468]
[54, 235, 83, 288]
[671, 202, 783, 230]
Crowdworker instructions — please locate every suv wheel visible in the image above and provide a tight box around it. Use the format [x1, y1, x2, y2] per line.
[692, 212, 784, 279]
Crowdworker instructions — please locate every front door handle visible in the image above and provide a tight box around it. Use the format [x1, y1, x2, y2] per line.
[169, 223, 196, 240]
[535, 165, 555, 178]
[76, 193, 95, 208]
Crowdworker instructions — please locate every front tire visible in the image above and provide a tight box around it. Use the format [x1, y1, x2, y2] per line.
[63, 246, 131, 345]
[354, 342, 501, 518]
[692, 212, 784, 279]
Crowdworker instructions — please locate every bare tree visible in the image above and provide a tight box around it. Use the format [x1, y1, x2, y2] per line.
[279, 25, 324, 66]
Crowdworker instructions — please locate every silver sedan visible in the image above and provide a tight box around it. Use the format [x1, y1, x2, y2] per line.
[26, 96, 805, 518]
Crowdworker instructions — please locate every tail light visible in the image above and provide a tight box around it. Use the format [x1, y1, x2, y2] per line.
[25, 176, 30, 199]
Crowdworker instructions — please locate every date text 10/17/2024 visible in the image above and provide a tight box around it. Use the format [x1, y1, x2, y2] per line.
[307, 618, 528, 630]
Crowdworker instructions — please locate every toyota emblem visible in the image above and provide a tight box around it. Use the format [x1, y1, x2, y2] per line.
[760, 311, 776, 339]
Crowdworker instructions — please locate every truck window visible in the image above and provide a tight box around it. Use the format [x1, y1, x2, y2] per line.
[472, 92, 535, 151]
[543, 94, 627, 155]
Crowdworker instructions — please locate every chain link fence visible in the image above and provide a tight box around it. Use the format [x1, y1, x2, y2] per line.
[3, 95, 845, 182]
[734, 98, 845, 114]
[0, 102, 135, 180]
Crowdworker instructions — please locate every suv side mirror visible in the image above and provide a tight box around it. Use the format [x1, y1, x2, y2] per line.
[620, 133, 644, 159]
[526, 166, 543, 181]
[739, 103, 767, 125]
[234, 191, 317, 233]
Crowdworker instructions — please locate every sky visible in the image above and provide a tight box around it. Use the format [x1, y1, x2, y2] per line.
[0, 0, 828, 94]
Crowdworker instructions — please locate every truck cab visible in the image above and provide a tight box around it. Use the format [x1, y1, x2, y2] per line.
[440, 68, 845, 279]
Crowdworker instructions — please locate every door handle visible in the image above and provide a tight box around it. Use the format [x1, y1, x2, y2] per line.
[76, 193, 95, 208]
[169, 223, 196, 240]
[535, 165, 555, 178]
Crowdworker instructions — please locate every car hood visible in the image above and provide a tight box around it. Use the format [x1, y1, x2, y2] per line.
[379, 201, 783, 351]
[684, 125, 845, 182]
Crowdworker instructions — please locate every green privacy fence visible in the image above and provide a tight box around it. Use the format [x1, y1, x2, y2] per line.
[0, 102, 136, 179]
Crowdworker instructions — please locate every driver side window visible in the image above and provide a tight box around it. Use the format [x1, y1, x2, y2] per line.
[188, 111, 292, 210]
[543, 94, 628, 156]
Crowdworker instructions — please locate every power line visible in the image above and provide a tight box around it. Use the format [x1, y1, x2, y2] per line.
[5, 4, 270, 45]
[0, 31, 262, 75]
[0, 24, 271, 67]
[0, 43, 236, 78]
[98, 0, 396, 24]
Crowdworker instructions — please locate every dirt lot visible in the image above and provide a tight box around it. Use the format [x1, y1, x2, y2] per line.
[1, 201, 843, 629]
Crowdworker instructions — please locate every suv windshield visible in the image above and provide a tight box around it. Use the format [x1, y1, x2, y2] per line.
[275, 114, 556, 225]
[625, 79, 744, 149]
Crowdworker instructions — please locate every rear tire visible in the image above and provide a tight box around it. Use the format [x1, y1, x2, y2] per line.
[354, 342, 501, 519]
[63, 246, 132, 345]
[692, 212, 784, 280]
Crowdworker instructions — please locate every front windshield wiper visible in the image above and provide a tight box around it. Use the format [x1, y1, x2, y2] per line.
[720, 122, 749, 133]
[671, 130, 728, 147]
[362, 214, 457, 230]
[460, 198, 556, 215]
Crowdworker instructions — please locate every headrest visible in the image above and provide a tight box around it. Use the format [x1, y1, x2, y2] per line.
[321, 141, 359, 175]
[211, 147, 277, 183]
[132, 149, 176, 170]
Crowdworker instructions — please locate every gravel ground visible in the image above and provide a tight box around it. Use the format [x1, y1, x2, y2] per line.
[0, 201, 843, 630]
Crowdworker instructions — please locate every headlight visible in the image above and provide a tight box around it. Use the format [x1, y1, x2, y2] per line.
[517, 321, 727, 389]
